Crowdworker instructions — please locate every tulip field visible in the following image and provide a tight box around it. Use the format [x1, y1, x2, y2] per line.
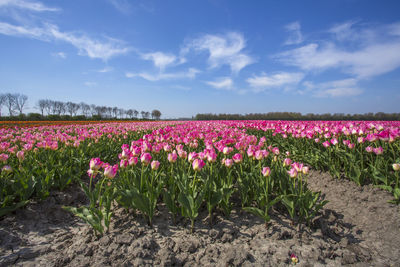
[1, 120, 399, 237]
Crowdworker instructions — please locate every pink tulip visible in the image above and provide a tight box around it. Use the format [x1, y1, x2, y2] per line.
[283, 158, 292, 167]
[262, 167, 271, 177]
[192, 158, 205, 171]
[151, 160, 160, 170]
[87, 169, 97, 179]
[128, 157, 138, 166]
[188, 152, 198, 162]
[104, 164, 118, 179]
[224, 158, 233, 168]
[207, 151, 217, 163]
[393, 163, 400, 171]
[89, 158, 103, 171]
[322, 141, 330, 148]
[0, 153, 9, 163]
[120, 159, 128, 168]
[2, 165, 12, 174]
[140, 153, 152, 165]
[288, 168, 298, 178]
[373, 147, 383, 155]
[365, 146, 373, 153]
[168, 151, 178, 163]
[178, 150, 187, 159]
[302, 166, 309, 175]
[232, 153, 242, 163]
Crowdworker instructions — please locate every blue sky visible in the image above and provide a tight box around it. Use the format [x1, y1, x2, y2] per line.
[1, 0, 400, 118]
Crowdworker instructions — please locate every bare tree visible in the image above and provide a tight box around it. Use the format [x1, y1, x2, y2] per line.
[66, 102, 80, 116]
[133, 109, 138, 118]
[141, 111, 146, 119]
[0, 94, 5, 117]
[126, 109, 133, 119]
[43, 99, 52, 115]
[80, 102, 91, 117]
[145, 111, 150, 119]
[14, 94, 28, 115]
[90, 104, 97, 117]
[118, 108, 125, 119]
[37, 99, 47, 116]
[112, 106, 118, 118]
[151, 109, 161, 120]
[4, 93, 17, 116]
[106, 107, 112, 118]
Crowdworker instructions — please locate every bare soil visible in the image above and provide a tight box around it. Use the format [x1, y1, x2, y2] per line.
[1, 170, 400, 266]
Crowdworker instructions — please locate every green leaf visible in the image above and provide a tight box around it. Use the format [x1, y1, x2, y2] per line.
[243, 207, 265, 220]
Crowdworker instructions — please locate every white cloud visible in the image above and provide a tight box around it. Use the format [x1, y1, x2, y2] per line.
[126, 68, 200, 81]
[0, 22, 130, 61]
[247, 72, 304, 92]
[107, 0, 131, 14]
[304, 78, 363, 97]
[52, 51, 66, 58]
[183, 32, 255, 73]
[206, 77, 234, 90]
[0, 0, 60, 12]
[84, 81, 97, 87]
[284, 21, 303, 45]
[141, 52, 177, 71]
[276, 21, 400, 79]
[97, 66, 113, 73]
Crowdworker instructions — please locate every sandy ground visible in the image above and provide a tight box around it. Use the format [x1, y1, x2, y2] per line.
[1, 170, 400, 266]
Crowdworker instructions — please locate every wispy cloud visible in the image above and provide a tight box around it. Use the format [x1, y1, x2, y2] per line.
[126, 68, 200, 81]
[206, 77, 234, 90]
[0, 22, 130, 61]
[141, 52, 177, 71]
[183, 32, 255, 74]
[247, 72, 304, 92]
[97, 66, 113, 73]
[106, 0, 131, 14]
[0, 0, 60, 12]
[302, 78, 362, 97]
[52, 51, 66, 59]
[284, 21, 303, 45]
[84, 81, 97, 87]
[276, 21, 400, 79]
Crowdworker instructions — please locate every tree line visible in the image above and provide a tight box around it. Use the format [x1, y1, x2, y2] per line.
[195, 112, 400, 121]
[0, 93, 162, 120]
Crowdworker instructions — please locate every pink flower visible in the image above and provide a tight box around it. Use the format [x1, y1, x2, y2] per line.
[283, 158, 292, 167]
[255, 150, 264, 160]
[347, 143, 355, 149]
[365, 146, 373, 153]
[207, 151, 217, 163]
[272, 147, 280, 155]
[178, 150, 187, 159]
[132, 147, 142, 157]
[302, 166, 309, 175]
[87, 169, 98, 179]
[322, 141, 330, 148]
[373, 147, 383, 155]
[128, 157, 138, 166]
[314, 138, 320, 143]
[232, 153, 243, 163]
[330, 138, 338, 145]
[151, 160, 160, 170]
[104, 164, 118, 179]
[224, 158, 233, 168]
[89, 158, 103, 171]
[393, 163, 400, 171]
[140, 153, 152, 165]
[188, 152, 198, 162]
[163, 143, 172, 152]
[357, 137, 364, 143]
[168, 151, 178, 163]
[120, 159, 128, 168]
[288, 168, 298, 178]
[0, 153, 9, 163]
[2, 165, 12, 174]
[223, 147, 233, 155]
[192, 158, 205, 171]
[262, 167, 271, 177]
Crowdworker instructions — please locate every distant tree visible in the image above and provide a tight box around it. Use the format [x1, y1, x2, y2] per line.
[14, 93, 28, 115]
[141, 111, 146, 119]
[151, 109, 161, 120]
[0, 93, 5, 117]
[126, 109, 133, 119]
[79, 102, 91, 117]
[133, 109, 139, 118]
[106, 107, 112, 118]
[145, 111, 150, 119]
[118, 108, 125, 119]
[112, 107, 118, 118]
[4, 93, 17, 116]
[37, 99, 47, 116]
[90, 104, 97, 117]
[66, 102, 80, 116]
